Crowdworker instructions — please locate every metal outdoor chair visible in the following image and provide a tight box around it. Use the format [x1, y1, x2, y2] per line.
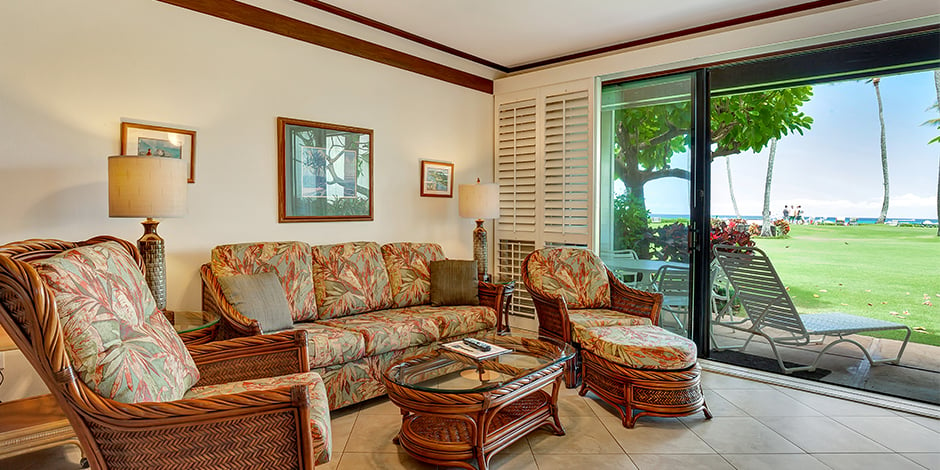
[609, 249, 642, 287]
[711, 244, 912, 374]
[650, 264, 689, 335]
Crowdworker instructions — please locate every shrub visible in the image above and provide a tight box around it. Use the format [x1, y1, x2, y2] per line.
[710, 218, 754, 259]
[773, 218, 791, 235]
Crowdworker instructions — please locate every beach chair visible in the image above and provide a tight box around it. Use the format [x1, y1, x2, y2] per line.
[711, 244, 912, 374]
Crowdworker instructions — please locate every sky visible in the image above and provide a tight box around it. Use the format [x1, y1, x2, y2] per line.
[644, 68, 940, 220]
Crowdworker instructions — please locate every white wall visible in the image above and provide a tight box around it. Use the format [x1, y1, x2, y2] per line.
[0, 0, 494, 399]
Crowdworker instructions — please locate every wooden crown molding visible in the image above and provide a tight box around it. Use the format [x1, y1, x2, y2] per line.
[157, 0, 494, 94]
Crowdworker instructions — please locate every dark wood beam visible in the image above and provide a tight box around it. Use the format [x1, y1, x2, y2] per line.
[156, 0, 494, 94]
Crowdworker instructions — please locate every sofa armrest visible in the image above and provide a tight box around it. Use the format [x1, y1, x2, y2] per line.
[479, 280, 513, 333]
[607, 269, 662, 326]
[201, 263, 264, 340]
[189, 330, 310, 386]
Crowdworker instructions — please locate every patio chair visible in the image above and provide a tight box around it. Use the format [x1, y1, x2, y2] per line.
[0, 236, 331, 469]
[712, 244, 912, 374]
[608, 248, 642, 287]
[650, 264, 689, 335]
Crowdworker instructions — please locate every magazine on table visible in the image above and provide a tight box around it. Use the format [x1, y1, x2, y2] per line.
[441, 338, 512, 360]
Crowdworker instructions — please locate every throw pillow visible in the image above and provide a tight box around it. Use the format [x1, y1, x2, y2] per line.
[217, 272, 294, 333]
[429, 260, 480, 306]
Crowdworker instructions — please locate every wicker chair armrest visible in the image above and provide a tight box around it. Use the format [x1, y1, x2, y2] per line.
[607, 269, 663, 325]
[188, 330, 310, 386]
[478, 280, 512, 332]
[201, 263, 263, 340]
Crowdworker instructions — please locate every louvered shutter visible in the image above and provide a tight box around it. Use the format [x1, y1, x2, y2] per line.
[542, 89, 592, 246]
[496, 98, 538, 237]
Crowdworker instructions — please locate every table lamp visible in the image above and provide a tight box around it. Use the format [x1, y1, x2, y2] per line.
[108, 155, 188, 311]
[458, 179, 500, 281]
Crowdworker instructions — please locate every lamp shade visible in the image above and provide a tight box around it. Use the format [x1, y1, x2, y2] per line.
[458, 182, 499, 220]
[108, 155, 187, 218]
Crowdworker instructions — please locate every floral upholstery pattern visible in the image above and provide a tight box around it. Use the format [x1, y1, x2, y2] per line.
[525, 248, 610, 309]
[319, 308, 441, 356]
[381, 242, 445, 308]
[184, 371, 332, 464]
[405, 305, 497, 339]
[569, 309, 652, 343]
[579, 325, 697, 370]
[291, 322, 367, 368]
[211, 242, 318, 322]
[34, 241, 199, 403]
[312, 242, 393, 319]
[315, 361, 386, 410]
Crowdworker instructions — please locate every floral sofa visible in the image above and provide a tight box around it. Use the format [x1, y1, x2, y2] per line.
[201, 241, 509, 410]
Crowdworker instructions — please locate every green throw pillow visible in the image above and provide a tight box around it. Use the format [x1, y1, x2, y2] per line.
[429, 260, 480, 306]
[218, 272, 293, 333]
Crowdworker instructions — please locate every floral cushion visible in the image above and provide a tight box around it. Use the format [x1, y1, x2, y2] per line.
[291, 322, 367, 368]
[314, 361, 385, 410]
[184, 371, 332, 465]
[404, 305, 497, 339]
[569, 309, 652, 343]
[525, 248, 610, 309]
[381, 242, 445, 308]
[211, 242, 317, 322]
[318, 308, 440, 356]
[34, 241, 200, 403]
[579, 325, 697, 370]
[312, 242, 393, 319]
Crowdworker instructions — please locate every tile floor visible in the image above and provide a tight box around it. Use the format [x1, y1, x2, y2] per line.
[3, 368, 938, 469]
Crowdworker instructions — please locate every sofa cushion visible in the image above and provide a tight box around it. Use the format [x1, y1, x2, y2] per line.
[34, 241, 200, 403]
[318, 309, 440, 356]
[312, 242, 393, 319]
[525, 248, 610, 309]
[217, 272, 294, 333]
[381, 242, 445, 308]
[184, 371, 332, 465]
[211, 242, 318, 322]
[579, 325, 697, 370]
[405, 305, 496, 339]
[429, 260, 480, 306]
[291, 322, 367, 368]
[568, 309, 653, 343]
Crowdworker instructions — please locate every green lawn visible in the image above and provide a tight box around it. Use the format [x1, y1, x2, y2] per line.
[752, 224, 940, 346]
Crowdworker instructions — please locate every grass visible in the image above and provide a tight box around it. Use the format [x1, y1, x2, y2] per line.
[752, 224, 940, 346]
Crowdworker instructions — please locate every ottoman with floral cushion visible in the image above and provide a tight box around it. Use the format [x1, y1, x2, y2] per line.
[578, 325, 711, 428]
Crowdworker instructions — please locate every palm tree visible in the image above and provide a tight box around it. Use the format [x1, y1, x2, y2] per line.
[725, 157, 741, 218]
[870, 77, 890, 224]
[761, 138, 778, 236]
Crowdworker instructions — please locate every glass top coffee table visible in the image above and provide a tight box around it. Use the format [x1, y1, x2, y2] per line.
[383, 335, 575, 470]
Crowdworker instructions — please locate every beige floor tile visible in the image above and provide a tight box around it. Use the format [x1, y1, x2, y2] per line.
[700, 371, 774, 390]
[833, 416, 940, 453]
[901, 453, 940, 470]
[629, 454, 734, 470]
[773, 386, 898, 416]
[683, 416, 804, 454]
[904, 414, 940, 433]
[721, 453, 829, 469]
[535, 453, 639, 470]
[358, 396, 403, 415]
[712, 389, 822, 416]
[697, 389, 748, 417]
[756, 416, 890, 453]
[552, 386, 599, 417]
[484, 449, 539, 470]
[527, 416, 623, 455]
[336, 451, 436, 470]
[343, 412, 404, 453]
[601, 415, 715, 454]
[813, 453, 930, 470]
[329, 408, 359, 453]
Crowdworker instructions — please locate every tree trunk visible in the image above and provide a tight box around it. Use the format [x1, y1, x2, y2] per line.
[726, 157, 740, 218]
[934, 70, 940, 237]
[873, 78, 890, 224]
[761, 138, 778, 237]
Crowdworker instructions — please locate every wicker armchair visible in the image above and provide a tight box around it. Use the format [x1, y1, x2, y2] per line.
[0, 236, 328, 470]
[521, 247, 663, 387]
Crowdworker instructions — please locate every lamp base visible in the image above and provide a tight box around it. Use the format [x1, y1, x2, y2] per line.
[472, 220, 488, 281]
[138, 218, 167, 311]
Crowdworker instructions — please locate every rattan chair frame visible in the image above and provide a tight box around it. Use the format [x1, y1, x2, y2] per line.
[520, 249, 663, 387]
[0, 236, 320, 470]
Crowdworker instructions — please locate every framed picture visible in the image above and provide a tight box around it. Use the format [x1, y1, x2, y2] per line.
[278, 117, 373, 222]
[420, 160, 454, 197]
[120, 122, 196, 183]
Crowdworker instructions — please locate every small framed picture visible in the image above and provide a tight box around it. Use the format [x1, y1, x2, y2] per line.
[420, 160, 454, 198]
[121, 122, 196, 183]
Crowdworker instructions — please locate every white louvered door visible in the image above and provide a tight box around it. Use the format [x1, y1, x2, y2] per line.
[493, 79, 594, 329]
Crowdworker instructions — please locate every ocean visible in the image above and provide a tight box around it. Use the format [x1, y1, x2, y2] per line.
[654, 214, 938, 225]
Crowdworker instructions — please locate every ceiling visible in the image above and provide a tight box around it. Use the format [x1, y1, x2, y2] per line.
[303, 0, 828, 69]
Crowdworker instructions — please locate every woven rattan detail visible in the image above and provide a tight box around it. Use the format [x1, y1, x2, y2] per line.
[408, 415, 472, 443]
[88, 410, 299, 469]
[633, 385, 704, 406]
[194, 350, 298, 386]
[490, 393, 547, 430]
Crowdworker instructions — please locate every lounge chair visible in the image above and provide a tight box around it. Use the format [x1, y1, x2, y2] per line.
[711, 244, 912, 374]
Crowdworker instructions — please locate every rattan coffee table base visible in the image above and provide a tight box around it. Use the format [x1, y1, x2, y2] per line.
[385, 366, 566, 470]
